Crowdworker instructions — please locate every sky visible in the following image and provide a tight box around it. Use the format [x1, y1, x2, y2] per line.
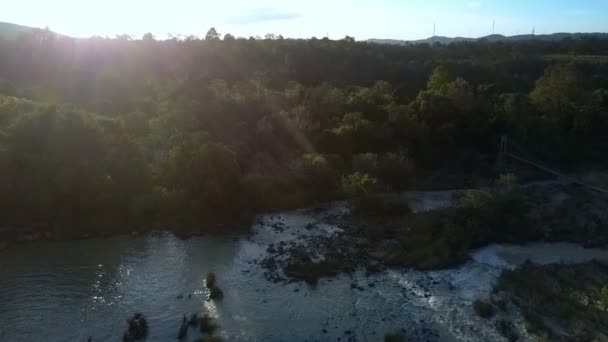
[3, 0, 608, 40]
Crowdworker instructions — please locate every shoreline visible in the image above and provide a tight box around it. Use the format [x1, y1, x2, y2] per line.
[1, 173, 605, 253]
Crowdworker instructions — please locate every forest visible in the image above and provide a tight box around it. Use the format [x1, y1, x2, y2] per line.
[0, 28, 607, 235]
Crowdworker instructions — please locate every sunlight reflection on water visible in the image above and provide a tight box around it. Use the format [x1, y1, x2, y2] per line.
[2, 198, 608, 341]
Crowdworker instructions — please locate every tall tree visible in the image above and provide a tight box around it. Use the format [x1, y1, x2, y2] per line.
[205, 27, 221, 41]
[530, 64, 584, 116]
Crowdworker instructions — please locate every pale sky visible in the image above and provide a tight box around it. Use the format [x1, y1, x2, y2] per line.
[3, 0, 608, 40]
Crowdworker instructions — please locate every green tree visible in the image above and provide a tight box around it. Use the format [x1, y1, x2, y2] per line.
[290, 153, 340, 195]
[427, 66, 453, 92]
[329, 112, 379, 154]
[142, 32, 155, 41]
[165, 136, 242, 220]
[340, 172, 379, 198]
[530, 64, 584, 116]
[205, 27, 221, 41]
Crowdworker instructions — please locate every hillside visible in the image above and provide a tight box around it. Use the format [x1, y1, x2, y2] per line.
[0, 27, 607, 234]
[0, 22, 33, 39]
[368, 32, 608, 45]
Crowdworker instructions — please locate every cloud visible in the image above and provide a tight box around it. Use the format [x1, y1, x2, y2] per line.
[226, 8, 303, 24]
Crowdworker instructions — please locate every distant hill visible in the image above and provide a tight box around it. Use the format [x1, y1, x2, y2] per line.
[0, 22, 35, 39]
[368, 32, 608, 45]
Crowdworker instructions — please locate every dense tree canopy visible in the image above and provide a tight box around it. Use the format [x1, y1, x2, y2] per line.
[0, 29, 607, 234]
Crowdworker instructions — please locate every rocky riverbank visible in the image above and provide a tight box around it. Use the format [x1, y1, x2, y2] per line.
[495, 261, 608, 341]
[0, 219, 252, 252]
[0, 227, 53, 251]
[3, 182, 608, 341]
[258, 179, 608, 284]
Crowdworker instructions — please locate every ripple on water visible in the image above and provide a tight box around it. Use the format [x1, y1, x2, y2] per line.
[2, 202, 608, 341]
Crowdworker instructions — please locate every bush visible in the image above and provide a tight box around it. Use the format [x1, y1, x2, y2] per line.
[377, 151, 415, 189]
[361, 175, 532, 270]
[596, 285, 608, 308]
[290, 153, 340, 194]
[240, 173, 305, 212]
[284, 255, 348, 285]
[448, 177, 531, 247]
[352, 153, 379, 174]
[340, 172, 380, 198]
[351, 151, 414, 190]
[164, 139, 243, 220]
[455, 189, 493, 209]
[497, 173, 519, 192]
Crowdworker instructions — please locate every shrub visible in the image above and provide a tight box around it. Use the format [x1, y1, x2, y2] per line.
[377, 151, 415, 188]
[240, 173, 304, 211]
[284, 258, 342, 285]
[290, 153, 340, 194]
[497, 173, 519, 192]
[340, 172, 380, 198]
[448, 175, 531, 247]
[352, 153, 379, 175]
[596, 285, 608, 308]
[455, 190, 493, 209]
[164, 139, 242, 220]
[352, 151, 414, 190]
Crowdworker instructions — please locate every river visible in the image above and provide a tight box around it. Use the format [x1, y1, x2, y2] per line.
[1, 196, 608, 341]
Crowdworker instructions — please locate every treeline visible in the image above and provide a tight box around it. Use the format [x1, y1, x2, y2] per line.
[0, 29, 607, 234]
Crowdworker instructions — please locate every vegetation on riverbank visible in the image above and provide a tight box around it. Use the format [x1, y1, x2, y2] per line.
[495, 261, 608, 341]
[367, 174, 532, 269]
[271, 175, 608, 284]
[277, 177, 524, 282]
[285, 254, 351, 285]
[0, 29, 607, 235]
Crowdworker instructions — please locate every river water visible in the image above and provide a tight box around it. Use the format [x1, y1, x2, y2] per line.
[2, 197, 608, 341]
